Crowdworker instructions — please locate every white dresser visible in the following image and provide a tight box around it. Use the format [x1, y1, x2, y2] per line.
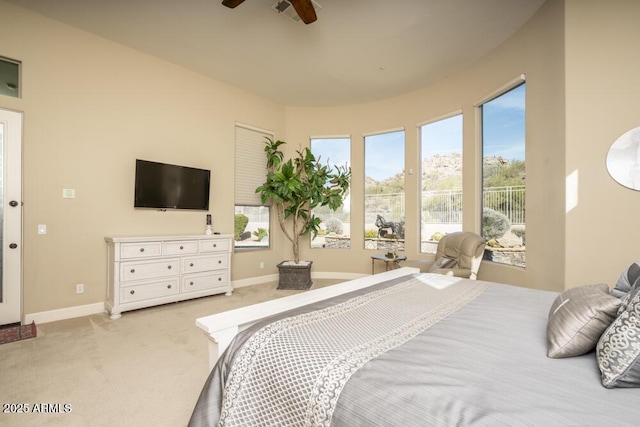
[105, 234, 233, 319]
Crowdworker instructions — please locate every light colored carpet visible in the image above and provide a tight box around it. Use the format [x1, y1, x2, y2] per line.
[0, 279, 339, 427]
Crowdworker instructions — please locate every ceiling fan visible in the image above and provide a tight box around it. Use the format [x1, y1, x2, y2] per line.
[222, 0, 318, 24]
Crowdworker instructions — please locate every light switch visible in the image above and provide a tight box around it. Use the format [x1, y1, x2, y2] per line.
[62, 189, 76, 199]
[38, 224, 47, 234]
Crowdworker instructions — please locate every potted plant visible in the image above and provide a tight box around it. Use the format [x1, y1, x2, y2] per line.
[256, 137, 351, 289]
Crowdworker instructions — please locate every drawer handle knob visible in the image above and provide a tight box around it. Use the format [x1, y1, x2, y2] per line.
[130, 290, 135, 295]
[190, 263, 194, 267]
[130, 269, 135, 274]
[179, 246, 184, 250]
[218, 260, 222, 264]
[218, 277, 222, 281]
[213, 244, 217, 248]
[140, 248, 144, 253]
[167, 285, 172, 289]
[190, 281, 194, 286]
[167, 265, 172, 270]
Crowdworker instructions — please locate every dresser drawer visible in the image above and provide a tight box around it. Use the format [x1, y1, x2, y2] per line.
[120, 279, 179, 303]
[199, 239, 230, 253]
[182, 254, 228, 274]
[120, 242, 162, 259]
[120, 259, 180, 282]
[164, 240, 198, 255]
[106, 234, 233, 319]
[182, 271, 228, 293]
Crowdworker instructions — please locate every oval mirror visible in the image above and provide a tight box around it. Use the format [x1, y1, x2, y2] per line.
[606, 126, 640, 191]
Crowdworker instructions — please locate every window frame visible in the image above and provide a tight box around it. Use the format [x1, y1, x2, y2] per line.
[363, 128, 406, 252]
[309, 136, 352, 250]
[233, 123, 273, 251]
[477, 77, 526, 268]
[419, 113, 464, 254]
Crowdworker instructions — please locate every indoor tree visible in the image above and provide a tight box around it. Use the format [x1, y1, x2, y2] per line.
[256, 137, 351, 264]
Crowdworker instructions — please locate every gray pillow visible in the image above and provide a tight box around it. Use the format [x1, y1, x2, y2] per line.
[546, 284, 621, 359]
[597, 287, 640, 388]
[427, 256, 457, 272]
[611, 262, 640, 298]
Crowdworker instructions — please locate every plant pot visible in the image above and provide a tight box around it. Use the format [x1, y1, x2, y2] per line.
[277, 260, 313, 290]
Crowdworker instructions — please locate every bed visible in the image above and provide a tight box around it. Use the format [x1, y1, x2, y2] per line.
[190, 267, 640, 426]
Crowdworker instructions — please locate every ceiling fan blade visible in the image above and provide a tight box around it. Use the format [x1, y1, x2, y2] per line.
[221, 0, 245, 8]
[289, 0, 317, 24]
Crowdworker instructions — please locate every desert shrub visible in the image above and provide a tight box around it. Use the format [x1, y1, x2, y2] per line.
[431, 231, 444, 241]
[253, 228, 268, 241]
[234, 214, 249, 241]
[324, 217, 344, 235]
[365, 229, 378, 239]
[482, 208, 511, 240]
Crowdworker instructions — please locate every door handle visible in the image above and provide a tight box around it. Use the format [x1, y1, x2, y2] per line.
[9, 243, 17, 249]
[9, 200, 18, 207]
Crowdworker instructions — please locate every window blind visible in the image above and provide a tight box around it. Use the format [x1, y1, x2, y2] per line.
[234, 124, 272, 206]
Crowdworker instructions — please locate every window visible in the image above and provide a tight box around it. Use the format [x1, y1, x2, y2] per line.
[234, 124, 271, 250]
[364, 129, 405, 251]
[310, 137, 351, 249]
[481, 82, 526, 267]
[420, 114, 463, 254]
[0, 57, 20, 98]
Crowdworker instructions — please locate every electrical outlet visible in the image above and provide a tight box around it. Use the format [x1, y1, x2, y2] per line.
[260, 262, 264, 269]
[76, 283, 84, 294]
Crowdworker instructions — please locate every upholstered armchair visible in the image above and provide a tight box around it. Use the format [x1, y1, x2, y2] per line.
[426, 231, 486, 280]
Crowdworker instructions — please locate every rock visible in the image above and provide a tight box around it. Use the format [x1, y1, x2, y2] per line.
[496, 229, 522, 248]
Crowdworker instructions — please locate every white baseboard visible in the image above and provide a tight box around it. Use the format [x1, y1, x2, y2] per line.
[232, 271, 366, 289]
[312, 271, 366, 281]
[24, 272, 368, 324]
[232, 273, 279, 288]
[25, 302, 105, 325]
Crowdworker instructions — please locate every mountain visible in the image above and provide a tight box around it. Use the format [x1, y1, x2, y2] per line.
[364, 153, 523, 192]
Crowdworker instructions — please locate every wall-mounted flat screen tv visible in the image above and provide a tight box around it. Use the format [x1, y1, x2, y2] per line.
[134, 159, 210, 210]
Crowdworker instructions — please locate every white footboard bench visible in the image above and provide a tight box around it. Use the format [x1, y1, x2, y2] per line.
[195, 267, 420, 370]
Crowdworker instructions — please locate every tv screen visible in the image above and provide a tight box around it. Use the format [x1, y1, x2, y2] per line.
[134, 159, 210, 210]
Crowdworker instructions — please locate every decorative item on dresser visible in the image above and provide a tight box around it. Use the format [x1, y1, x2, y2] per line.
[105, 234, 232, 319]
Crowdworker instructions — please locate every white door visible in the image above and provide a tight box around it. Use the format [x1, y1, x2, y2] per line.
[0, 109, 23, 325]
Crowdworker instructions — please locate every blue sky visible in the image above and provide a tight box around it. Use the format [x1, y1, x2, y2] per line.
[311, 83, 525, 182]
[310, 137, 351, 169]
[364, 131, 405, 181]
[312, 133, 406, 182]
[421, 114, 463, 158]
[482, 84, 526, 160]
[422, 84, 525, 162]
